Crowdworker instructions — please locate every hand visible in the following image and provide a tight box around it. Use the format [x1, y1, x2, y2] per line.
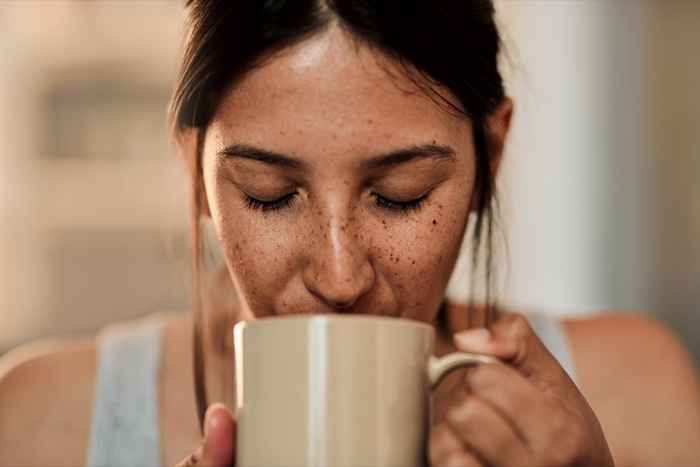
[429, 312, 615, 467]
[176, 403, 236, 467]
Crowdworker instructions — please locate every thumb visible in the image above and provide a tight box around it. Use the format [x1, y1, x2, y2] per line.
[453, 312, 564, 381]
[177, 403, 236, 467]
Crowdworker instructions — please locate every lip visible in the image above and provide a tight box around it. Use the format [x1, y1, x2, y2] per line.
[273, 304, 402, 318]
[237, 313, 434, 333]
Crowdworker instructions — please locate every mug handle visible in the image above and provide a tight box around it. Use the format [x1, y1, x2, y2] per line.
[428, 352, 500, 388]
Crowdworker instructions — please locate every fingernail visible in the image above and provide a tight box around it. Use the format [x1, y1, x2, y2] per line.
[204, 402, 226, 437]
[454, 328, 491, 348]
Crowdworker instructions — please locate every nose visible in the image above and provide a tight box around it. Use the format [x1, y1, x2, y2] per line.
[302, 213, 375, 311]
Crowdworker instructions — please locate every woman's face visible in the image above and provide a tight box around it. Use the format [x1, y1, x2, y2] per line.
[201, 26, 476, 325]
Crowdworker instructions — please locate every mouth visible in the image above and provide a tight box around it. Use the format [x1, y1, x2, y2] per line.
[272, 306, 403, 319]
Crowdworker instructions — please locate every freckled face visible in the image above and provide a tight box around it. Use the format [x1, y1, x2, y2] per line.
[202, 26, 475, 324]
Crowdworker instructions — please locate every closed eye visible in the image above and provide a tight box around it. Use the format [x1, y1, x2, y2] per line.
[243, 192, 297, 212]
[241, 191, 432, 214]
[372, 191, 431, 214]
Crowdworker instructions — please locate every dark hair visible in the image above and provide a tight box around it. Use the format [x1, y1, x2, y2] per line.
[168, 0, 506, 433]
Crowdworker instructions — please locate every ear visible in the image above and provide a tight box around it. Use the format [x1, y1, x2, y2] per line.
[177, 127, 212, 219]
[486, 97, 514, 178]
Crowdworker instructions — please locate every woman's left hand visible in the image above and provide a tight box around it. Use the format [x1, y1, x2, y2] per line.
[429, 312, 615, 467]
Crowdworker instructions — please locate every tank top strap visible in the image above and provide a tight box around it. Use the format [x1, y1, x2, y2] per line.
[525, 313, 578, 386]
[86, 313, 170, 467]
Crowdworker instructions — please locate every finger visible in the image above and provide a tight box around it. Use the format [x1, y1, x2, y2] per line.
[429, 423, 463, 465]
[203, 403, 236, 466]
[444, 393, 532, 467]
[429, 424, 484, 467]
[454, 312, 569, 385]
[466, 361, 565, 452]
[438, 452, 484, 467]
[175, 403, 236, 467]
[175, 446, 204, 467]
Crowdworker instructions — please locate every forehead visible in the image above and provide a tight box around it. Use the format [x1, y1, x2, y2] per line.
[209, 24, 469, 161]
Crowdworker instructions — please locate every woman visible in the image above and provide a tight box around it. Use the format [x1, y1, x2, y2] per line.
[1, 1, 699, 466]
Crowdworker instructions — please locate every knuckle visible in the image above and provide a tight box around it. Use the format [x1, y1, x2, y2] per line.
[497, 312, 537, 361]
[441, 452, 481, 467]
[445, 396, 481, 432]
[508, 312, 534, 340]
[490, 424, 521, 455]
[544, 417, 588, 466]
[429, 425, 463, 465]
[466, 361, 498, 390]
[466, 370, 486, 393]
[445, 405, 466, 429]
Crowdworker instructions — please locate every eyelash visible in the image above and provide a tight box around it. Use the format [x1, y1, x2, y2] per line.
[372, 192, 430, 213]
[243, 193, 297, 212]
[242, 192, 430, 214]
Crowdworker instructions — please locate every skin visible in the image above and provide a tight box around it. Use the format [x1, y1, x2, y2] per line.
[184, 24, 614, 467]
[174, 24, 700, 467]
[201, 29, 473, 325]
[2, 21, 700, 467]
[191, 23, 486, 415]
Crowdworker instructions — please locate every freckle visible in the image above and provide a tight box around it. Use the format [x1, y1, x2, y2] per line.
[367, 118, 373, 124]
[412, 260, 416, 265]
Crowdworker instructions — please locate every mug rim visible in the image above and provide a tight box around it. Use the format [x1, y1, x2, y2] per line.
[234, 314, 435, 333]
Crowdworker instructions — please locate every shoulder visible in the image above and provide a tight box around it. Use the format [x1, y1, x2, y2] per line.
[560, 311, 699, 395]
[0, 336, 96, 467]
[561, 311, 700, 466]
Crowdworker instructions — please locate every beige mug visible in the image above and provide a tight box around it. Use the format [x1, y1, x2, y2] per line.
[233, 314, 499, 467]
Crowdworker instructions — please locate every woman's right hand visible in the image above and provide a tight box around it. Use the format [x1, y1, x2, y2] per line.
[176, 403, 236, 467]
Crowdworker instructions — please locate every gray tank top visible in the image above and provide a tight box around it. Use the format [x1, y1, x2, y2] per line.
[85, 312, 577, 467]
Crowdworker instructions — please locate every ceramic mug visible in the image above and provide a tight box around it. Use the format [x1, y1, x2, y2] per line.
[233, 314, 498, 467]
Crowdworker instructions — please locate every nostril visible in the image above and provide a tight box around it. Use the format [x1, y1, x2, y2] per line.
[328, 298, 356, 312]
[302, 256, 375, 313]
[306, 283, 362, 312]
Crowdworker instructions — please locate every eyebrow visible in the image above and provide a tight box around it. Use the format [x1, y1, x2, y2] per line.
[362, 143, 456, 169]
[217, 142, 456, 170]
[218, 144, 304, 169]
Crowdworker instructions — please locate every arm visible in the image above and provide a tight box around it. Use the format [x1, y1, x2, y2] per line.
[565, 312, 700, 467]
[0, 338, 95, 467]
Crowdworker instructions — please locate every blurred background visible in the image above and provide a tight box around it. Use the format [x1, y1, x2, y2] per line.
[0, 1, 698, 364]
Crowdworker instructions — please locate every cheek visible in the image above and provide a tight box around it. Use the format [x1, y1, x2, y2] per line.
[211, 195, 301, 308]
[204, 167, 293, 289]
[374, 188, 470, 316]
